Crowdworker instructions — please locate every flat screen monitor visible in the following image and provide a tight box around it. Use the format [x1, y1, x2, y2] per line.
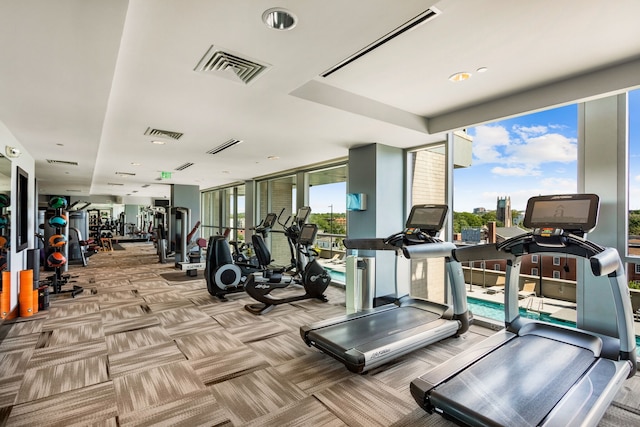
[523, 193, 599, 232]
[298, 223, 318, 245]
[262, 213, 277, 228]
[405, 204, 448, 231]
[296, 206, 311, 223]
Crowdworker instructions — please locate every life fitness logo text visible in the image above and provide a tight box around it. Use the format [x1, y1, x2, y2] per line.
[371, 348, 391, 359]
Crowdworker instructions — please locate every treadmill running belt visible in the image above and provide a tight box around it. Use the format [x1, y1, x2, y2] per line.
[429, 334, 596, 427]
[309, 307, 441, 352]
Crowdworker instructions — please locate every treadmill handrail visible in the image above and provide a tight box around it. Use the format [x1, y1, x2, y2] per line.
[402, 241, 456, 259]
[343, 238, 399, 251]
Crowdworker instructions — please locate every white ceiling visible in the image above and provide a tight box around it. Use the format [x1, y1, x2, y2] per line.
[1, 0, 640, 201]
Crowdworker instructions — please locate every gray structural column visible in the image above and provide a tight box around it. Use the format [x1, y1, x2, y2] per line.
[348, 143, 405, 299]
[577, 93, 627, 337]
[170, 184, 201, 228]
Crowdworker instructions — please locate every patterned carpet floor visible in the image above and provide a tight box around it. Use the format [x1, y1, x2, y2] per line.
[0, 242, 639, 426]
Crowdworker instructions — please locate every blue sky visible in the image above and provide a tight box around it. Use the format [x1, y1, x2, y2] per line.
[306, 89, 640, 215]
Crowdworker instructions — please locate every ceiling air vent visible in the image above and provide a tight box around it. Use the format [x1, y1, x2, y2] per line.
[175, 162, 194, 171]
[47, 159, 79, 166]
[207, 139, 243, 155]
[141, 184, 150, 188]
[194, 46, 269, 85]
[115, 172, 136, 177]
[321, 7, 441, 78]
[144, 127, 183, 140]
[107, 183, 124, 186]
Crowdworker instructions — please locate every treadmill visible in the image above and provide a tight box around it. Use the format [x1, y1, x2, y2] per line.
[409, 194, 637, 427]
[300, 204, 471, 373]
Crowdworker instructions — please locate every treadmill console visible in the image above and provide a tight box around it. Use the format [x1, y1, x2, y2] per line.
[523, 194, 599, 244]
[405, 204, 448, 236]
[261, 213, 277, 229]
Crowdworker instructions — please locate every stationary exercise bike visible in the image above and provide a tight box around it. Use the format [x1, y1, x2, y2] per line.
[204, 213, 277, 301]
[244, 207, 331, 315]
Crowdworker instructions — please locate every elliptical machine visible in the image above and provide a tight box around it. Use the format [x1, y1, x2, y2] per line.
[244, 207, 331, 315]
[204, 213, 277, 301]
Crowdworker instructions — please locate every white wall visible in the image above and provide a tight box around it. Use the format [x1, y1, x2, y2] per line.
[0, 120, 35, 318]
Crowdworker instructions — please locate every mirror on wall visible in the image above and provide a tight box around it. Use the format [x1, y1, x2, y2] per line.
[0, 155, 11, 270]
[16, 166, 28, 252]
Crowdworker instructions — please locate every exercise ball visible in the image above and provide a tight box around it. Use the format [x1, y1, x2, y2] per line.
[48, 234, 67, 248]
[49, 196, 68, 209]
[0, 194, 9, 208]
[48, 214, 67, 228]
[0, 236, 7, 249]
[47, 251, 67, 267]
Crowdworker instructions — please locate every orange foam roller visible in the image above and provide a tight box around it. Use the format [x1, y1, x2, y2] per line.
[19, 270, 33, 317]
[32, 289, 39, 314]
[1, 271, 11, 319]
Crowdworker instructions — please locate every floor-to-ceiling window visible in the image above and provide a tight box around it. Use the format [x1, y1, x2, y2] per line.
[200, 184, 245, 243]
[257, 175, 297, 266]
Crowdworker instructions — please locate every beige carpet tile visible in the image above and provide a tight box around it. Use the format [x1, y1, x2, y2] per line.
[108, 341, 186, 378]
[41, 311, 102, 332]
[246, 331, 316, 367]
[369, 356, 435, 402]
[269, 311, 323, 330]
[113, 360, 206, 415]
[7, 381, 117, 427]
[117, 389, 231, 427]
[274, 352, 353, 394]
[0, 318, 44, 338]
[412, 330, 488, 366]
[212, 309, 268, 328]
[162, 317, 223, 339]
[0, 405, 10, 425]
[102, 315, 161, 336]
[244, 395, 347, 427]
[36, 321, 104, 348]
[141, 290, 183, 304]
[105, 325, 172, 354]
[0, 374, 23, 407]
[225, 318, 291, 343]
[610, 372, 640, 411]
[0, 348, 34, 378]
[188, 293, 221, 307]
[189, 346, 269, 386]
[28, 339, 108, 369]
[175, 329, 245, 359]
[314, 375, 416, 427]
[145, 299, 195, 313]
[599, 402, 640, 427]
[93, 279, 132, 288]
[100, 303, 152, 322]
[16, 355, 109, 403]
[152, 306, 210, 326]
[389, 408, 459, 427]
[209, 367, 306, 425]
[198, 300, 246, 317]
[46, 301, 100, 319]
[0, 334, 39, 353]
[97, 290, 142, 304]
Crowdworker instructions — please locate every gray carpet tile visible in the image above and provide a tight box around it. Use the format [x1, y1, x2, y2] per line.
[107, 341, 186, 378]
[274, 351, 353, 394]
[314, 375, 416, 427]
[209, 367, 307, 425]
[0, 375, 22, 407]
[0, 318, 44, 337]
[36, 320, 104, 348]
[175, 329, 245, 359]
[112, 360, 206, 415]
[102, 315, 161, 336]
[225, 318, 292, 343]
[153, 306, 211, 326]
[162, 317, 223, 339]
[28, 339, 108, 368]
[246, 331, 317, 367]
[16, 354, 109, 403]
[188, 345, 269, 386]
[244, 395, 348, 427]
[7, 382, 118, 427]
[105, 325, 172, 354]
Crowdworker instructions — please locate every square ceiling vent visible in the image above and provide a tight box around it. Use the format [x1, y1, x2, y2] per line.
[194, 45, 269, 85]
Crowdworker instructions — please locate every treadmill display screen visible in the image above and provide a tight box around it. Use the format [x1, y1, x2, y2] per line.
[406, 204, 448, 231]
[523, 194, 599, 232]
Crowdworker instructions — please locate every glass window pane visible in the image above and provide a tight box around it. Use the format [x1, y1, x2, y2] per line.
[628, 88, 640, 258]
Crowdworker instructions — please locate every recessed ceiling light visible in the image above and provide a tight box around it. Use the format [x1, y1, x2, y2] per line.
[449, 72, 471, 82]
[262, 8, 297, 30]
[476, 67, 488, 73]
[267, 155, 280, 160]
[151, 140, 166, 145]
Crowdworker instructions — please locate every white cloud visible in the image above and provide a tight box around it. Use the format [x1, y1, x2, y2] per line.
[506, 133, 577, 165]
[491, 165, 541, 176]
[512, 124, 548, 140]
[471, 125, 510, 164]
